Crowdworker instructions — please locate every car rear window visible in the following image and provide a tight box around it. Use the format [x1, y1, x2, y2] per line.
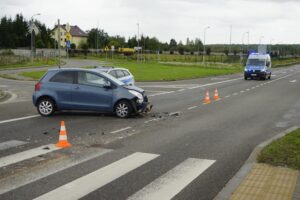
[108, 70, 117, 78]
[116, 70, 126, 78]
[123, 70, 130, 76]
[49, 71, 75, 84]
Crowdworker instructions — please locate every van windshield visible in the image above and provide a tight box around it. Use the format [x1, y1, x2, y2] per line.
[247, 59, 266, 66]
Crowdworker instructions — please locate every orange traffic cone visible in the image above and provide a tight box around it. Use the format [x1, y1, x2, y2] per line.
[55, 121, 71, 148]
[203, 90, 211, 104]
[214, 88, 220, 100]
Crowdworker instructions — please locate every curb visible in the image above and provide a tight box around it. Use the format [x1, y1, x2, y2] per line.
[214, 126, 299, 200]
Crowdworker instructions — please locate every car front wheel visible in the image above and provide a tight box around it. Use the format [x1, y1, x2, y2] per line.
[37, 98, 55, 116]
[115, 100, 132, 118]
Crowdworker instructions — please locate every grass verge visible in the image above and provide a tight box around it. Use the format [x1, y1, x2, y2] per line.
[257, 128, 300, 170]
[0, 58, 60, 70]
[19, 61, 241, 81]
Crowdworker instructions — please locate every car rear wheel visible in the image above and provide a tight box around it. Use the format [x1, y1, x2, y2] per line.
[115, 100, 132, 118]
[37, 98, 55, 116]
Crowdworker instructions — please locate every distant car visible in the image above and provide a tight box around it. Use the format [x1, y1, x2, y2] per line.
[32, 68, 151, 118]
[94, 67, 135, 86]
[244, 53, 272, 80]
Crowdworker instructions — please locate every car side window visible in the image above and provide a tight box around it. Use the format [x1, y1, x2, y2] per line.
[116, 70, 125, 78]
[108, 70, 117, 78]
[123, 70, 130, 76]
[50, 71, 75, 84]
[78, 72, 108, 87]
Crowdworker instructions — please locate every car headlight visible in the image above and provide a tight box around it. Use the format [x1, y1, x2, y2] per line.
[261, 68, 267, 72]
[129, 90, 144, 104]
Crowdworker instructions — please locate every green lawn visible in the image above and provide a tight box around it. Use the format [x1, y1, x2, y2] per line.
[0, 59, 57, 70]
[20, 71, 47, 80]
[20, 61, 241, 81]
[257, 128, 300, 170]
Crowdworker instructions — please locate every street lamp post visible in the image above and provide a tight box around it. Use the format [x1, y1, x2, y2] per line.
[30, 13, 40, 63]
[203, 26, 210, 63]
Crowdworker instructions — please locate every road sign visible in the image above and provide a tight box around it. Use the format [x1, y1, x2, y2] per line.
[28, 22, 39, 34]
[66, 41, 71, 49]
[66, 32, 71, 41]
[65, 23, 71, 32]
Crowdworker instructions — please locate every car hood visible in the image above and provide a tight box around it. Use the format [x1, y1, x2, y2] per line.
[123, 85, 145, 94]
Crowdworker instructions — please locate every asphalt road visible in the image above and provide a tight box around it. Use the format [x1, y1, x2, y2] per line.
[0, 65, 299, 200]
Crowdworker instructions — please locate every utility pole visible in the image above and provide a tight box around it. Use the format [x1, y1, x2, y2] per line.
[137, 23, 139, 62]
[229, 25, 232, 55]
[203, 26, 210, 63]
[58, 19, 61, 68]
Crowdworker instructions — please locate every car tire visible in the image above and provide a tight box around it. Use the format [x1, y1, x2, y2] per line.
[115, 100, 133, 118]
[244, 76, 247, 80]
[268, 74, 271, 79]
[37, 98, 55, 116]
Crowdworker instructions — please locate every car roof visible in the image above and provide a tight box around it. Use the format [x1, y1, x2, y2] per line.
[248, 53, 270, 59]
[48, 68, 105, 75]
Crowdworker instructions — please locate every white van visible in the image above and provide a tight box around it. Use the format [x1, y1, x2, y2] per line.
[244, 53, 272, 80]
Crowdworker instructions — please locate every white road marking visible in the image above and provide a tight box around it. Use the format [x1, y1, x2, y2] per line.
[128, 158, 215, 200]
[225, 95, 231, 98]
[0, 144, 60, 168]
[144, 118, 161, 123]
[246, 88, 250, 91]
[188, 77, 242, 89]
[251, 86, 256, 89]
[178, 89, 185, 92]
[148, 91, 174, 97]
[240, 90, 245, 93]
[0, 115, 40, 124]
[0, 148, 112, 195]
[34, 152, 159, 200]
[110, 127, 132, 134]
[233, 93, 238, 96]
[188, 106, 198, 110]
[290, 80, 297, 83]
[0, 140, 28, 151]
[146, 90, 173, 93]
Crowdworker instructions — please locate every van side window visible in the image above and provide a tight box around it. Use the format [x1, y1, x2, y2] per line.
[50, 71, 75, 84]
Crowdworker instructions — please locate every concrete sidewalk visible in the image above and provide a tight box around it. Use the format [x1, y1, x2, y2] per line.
[230, 163, 299, 200]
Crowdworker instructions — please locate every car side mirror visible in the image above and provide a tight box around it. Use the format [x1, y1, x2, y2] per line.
[103, 81, 112, 89]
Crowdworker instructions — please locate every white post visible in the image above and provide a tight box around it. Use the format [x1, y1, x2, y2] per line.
[203, 26, 210, 64]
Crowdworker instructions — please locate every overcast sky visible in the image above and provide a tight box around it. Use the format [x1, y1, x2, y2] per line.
[1, 0, 300, 44]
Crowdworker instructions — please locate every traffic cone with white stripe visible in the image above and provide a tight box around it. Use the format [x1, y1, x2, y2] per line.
[214, 88, 220, 101]
[55, 121, 71, 148]
[203, 90, 211, 104]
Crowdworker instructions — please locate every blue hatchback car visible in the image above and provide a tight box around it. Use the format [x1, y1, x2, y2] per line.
[32, 68, 151, 118]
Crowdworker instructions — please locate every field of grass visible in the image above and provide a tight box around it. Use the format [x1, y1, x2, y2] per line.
[20, 60, 241, 81]
[0, 56, 58, 70]
[257, 128, 300, 170]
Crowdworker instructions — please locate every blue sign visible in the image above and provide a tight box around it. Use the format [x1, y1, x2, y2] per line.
[66, 41, 71, 49]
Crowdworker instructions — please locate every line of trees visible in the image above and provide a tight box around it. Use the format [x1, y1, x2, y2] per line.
[1, 14, 300, 56]
[0, 14, 54, 49]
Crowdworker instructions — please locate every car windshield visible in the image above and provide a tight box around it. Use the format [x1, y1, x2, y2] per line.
[96, 71, 125, 86]
[247, 59, 266, 66]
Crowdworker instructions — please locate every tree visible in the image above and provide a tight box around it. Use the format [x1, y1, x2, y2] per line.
[87, 28, 109, 49]
[169, 38, 177, 51]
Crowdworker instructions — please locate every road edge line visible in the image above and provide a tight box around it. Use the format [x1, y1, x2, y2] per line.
[213, 126, 299, 200]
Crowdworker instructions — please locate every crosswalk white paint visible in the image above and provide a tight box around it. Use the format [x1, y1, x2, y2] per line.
[0, 115, 40, 124]
[0, 144, 60, 168]
[128, 158, 215, 200]
[0, 140, 27, 151]
[34, 152, 159, 200]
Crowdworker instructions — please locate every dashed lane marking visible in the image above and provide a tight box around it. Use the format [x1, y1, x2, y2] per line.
[110, 127, 132, 134]
[0, 115, 40, 125]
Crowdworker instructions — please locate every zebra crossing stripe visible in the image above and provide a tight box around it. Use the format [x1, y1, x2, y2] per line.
[34, 152, 159, 200]
[128, 158, 215, 200]
[0, 144, 60, 168]
[0, 140, 27, 151]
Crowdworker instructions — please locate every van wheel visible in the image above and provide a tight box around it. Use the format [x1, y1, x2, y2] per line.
[37, 98, 55, 116]
[115, 100, 132, 118]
